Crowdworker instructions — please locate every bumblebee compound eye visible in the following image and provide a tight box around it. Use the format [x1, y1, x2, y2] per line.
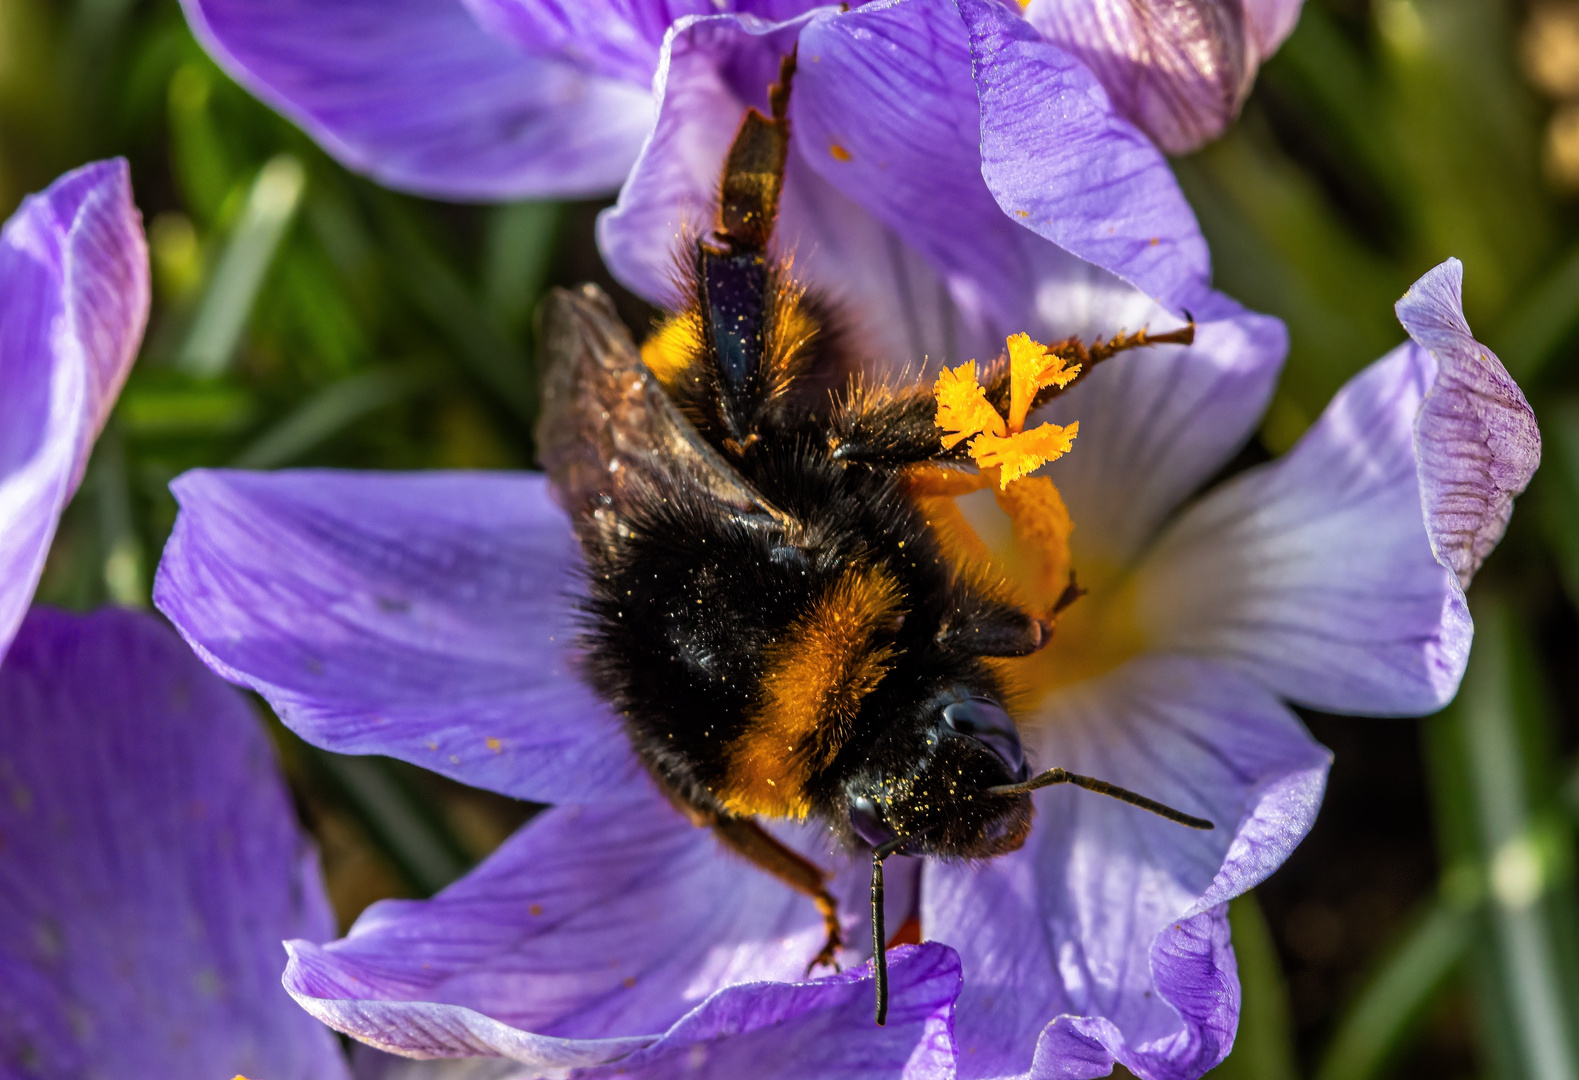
[941, 698, 1029, 782]
[848, 793, 897, 849]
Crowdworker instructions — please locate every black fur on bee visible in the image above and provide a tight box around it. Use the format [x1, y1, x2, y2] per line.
[535, 50, 1210, 1026]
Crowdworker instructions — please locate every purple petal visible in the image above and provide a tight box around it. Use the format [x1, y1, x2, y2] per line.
[284, 789, 940, 1068]
[1134, 342, 1471, 715]
[1245, 0, 1304, 65]
[959, 0, 1211, 307]
[926, 654, 1329, 1080]
[0, 607, 347, 1080]
[1020, 0, 1253, 155]
[0, 159, 147, 663]
[574, 945, 958, 1079]
[181, 0, 655, 201]
[461, 1, 835, 83]
[152, 469, 647, 803]
[459, 0, 710, 84]
[1396, 258, 1540, 589]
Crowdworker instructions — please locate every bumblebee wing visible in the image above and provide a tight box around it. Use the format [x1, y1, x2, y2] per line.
[536, 285, 784, 554]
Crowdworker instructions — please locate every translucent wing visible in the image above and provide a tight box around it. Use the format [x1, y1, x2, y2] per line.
[536, 285, 783, 559]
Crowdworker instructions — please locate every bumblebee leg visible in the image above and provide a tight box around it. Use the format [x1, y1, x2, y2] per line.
[828, 383, 958, 467]
[709, 814, 844, 974]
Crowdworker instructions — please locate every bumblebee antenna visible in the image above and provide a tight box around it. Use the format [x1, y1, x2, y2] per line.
[986, 768, 1215, 830]
[869, 836, 907, 1026]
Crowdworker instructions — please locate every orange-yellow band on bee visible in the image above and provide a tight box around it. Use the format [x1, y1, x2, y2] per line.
[641, 309, 703, 388]
[719, 565, 903, 819]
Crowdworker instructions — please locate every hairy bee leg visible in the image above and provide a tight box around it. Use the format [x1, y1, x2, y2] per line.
[828, 383, 959, 467]
[708, 814, 844, 974]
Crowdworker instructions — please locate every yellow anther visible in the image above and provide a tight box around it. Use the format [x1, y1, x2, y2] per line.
[934, 361, 1006, 449]
[1005, 333, 1080, 432]
[971, 421, 1080, 488]
[933, 333, 1080, 489]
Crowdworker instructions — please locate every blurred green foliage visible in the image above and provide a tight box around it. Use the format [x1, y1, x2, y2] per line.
[12, 0, 1579, 1076]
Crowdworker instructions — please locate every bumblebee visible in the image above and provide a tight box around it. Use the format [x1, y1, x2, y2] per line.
[536, 53, 1210, 1025]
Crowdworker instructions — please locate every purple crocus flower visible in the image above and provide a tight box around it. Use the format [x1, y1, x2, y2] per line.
[149, 70, 1540, 1075]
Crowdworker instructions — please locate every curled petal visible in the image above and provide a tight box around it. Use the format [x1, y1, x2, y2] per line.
[284, 790, 941, 1069]
[1396, 258, 1540, 589]
[0, 160, 148, 661]
[1135, 343, 1470, 715]
[0, 608, 347, 1080]
[1022, 0, 1252, 155]
[153, 469, 647, 803]
[181, 0, 654, 201]
[928, 654, 1329, 1080]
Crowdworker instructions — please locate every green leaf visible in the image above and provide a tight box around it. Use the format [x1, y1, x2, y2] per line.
[1425, 591, 1579, 1080]
[231, 365, 427, 469]
[484, 200, 560, 334]
[178, 153, 306, 377]
[1314, 894, 1474, 1080]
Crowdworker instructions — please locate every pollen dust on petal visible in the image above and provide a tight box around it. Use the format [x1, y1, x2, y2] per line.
[830, 142, 852, 161]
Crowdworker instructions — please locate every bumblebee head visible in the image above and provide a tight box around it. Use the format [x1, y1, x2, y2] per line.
[844, 691, 1034, 860]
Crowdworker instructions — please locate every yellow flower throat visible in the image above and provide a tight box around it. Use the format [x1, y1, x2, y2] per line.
[925, 333, 1141, 712]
